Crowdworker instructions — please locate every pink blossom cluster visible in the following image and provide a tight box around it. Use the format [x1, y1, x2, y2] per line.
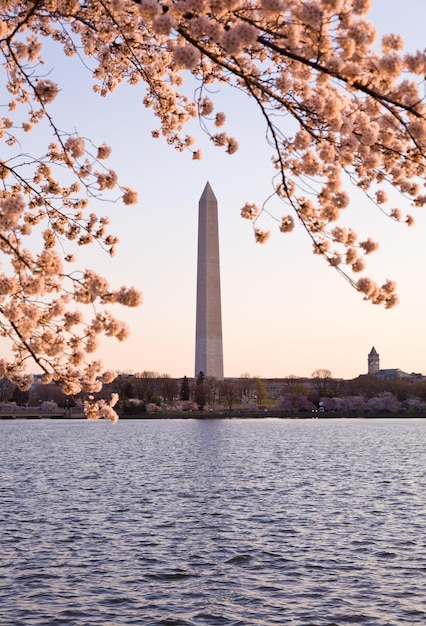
[124, 0, 423, 308]
[84, 392, 119, 423]
[0, 1, 144, 409]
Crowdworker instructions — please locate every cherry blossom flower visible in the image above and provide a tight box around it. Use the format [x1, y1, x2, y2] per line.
[122, 187, 138, 205]
[97, 143, 112, 160]
[241, 203, 260, 220]
[214, 113, 226, 128]
[254, 228, 271, 244]
[279, 216, 295, 233]
[360, 238, 379, 254]
[34, 80, 58, 104]
[173, 45, 200, 70]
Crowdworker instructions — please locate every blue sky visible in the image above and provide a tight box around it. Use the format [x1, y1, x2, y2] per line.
[7, 0, 426, 380]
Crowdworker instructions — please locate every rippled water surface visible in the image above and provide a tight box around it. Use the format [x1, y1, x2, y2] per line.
[1, 417, 426, 625]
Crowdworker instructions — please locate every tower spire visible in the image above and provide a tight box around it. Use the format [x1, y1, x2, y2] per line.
[368, 346, 380, 375]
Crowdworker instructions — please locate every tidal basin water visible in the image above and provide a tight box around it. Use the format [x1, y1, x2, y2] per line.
[1, 418, 426, 626]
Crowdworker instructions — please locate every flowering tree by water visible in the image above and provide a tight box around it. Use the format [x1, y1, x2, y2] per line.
[365, 391, 401, 412]
[2, 1, 426, 418]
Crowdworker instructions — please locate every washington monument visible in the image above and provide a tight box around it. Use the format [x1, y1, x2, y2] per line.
[195, 183, 224, 380]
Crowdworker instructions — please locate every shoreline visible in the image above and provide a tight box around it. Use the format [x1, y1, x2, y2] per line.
[1, 410, 425, 420]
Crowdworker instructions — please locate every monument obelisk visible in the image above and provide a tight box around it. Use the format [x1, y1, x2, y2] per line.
[195, 182, 224, 380]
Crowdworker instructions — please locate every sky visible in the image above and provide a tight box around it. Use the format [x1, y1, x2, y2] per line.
[6, 0, 426, 381]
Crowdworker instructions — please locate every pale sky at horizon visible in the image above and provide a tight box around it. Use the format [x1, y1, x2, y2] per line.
[5, 1, 426, 382]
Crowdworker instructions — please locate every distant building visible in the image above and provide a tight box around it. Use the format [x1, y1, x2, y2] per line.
[373, 368, 420, 380]
[367, 347, 422, 380]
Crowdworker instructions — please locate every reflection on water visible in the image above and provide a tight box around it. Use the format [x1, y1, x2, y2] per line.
[1, 418, 426, 625]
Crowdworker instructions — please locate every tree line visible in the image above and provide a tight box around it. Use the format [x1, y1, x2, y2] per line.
[2, 370, 426, 415]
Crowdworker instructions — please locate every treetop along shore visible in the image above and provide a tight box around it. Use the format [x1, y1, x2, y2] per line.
[2, 1, 426, 419]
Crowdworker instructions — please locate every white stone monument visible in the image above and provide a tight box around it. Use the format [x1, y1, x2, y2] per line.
[195, 183, 224, 380]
